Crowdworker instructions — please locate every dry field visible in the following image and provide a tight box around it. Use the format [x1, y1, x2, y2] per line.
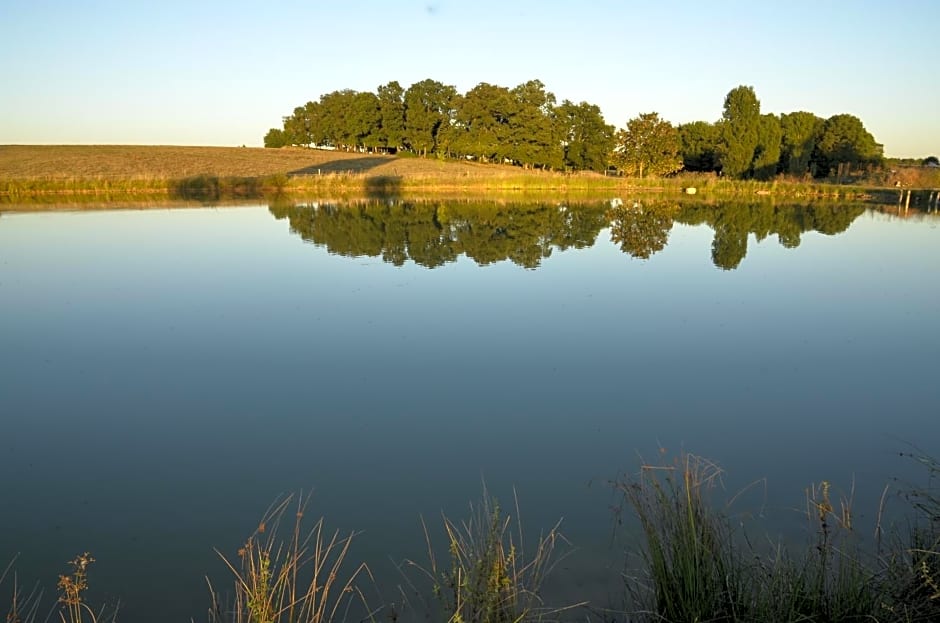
[0, 144, 553, 180]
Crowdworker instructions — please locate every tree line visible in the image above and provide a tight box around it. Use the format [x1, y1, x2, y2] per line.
[264, 81, 884, 180]
[264, 79, 613, 172]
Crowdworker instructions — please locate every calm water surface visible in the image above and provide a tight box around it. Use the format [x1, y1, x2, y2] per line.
[1, 200, 938, 621]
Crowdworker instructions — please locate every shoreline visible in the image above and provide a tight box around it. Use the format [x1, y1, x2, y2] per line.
[2, 144, 933, 205]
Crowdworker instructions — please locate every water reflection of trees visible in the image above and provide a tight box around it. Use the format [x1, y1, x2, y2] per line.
[269, 199, 867, 270]
[608, 201, 679, 259]
[679, 202, 866, 269]
[269, 200, 609, 269]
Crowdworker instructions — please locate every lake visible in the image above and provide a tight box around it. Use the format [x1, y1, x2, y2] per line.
[1, 198, 938, 622]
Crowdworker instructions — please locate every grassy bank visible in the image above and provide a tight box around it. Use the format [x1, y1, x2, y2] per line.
[4, 452, 938, 622]
[1, 145, 922, 204]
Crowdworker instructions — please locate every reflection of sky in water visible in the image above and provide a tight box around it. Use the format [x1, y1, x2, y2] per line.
[1, 205, 938, 622]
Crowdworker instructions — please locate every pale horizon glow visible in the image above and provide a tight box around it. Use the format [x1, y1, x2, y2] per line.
[2, 0, 937, 158]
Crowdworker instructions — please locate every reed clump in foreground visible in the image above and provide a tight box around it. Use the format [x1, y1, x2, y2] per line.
[208, 493, 375, 623]
[401, 488, 579, 623]
[2, 552, 119, 623]
[613, 452, 940, 622]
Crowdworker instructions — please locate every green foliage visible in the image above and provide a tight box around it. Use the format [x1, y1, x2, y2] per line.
[814, 113, 884, 177]
[506, 79, 561, 169]
[404, 78, 458, 157]
[448, 82, 514, 163]
[265, 80, 888, 186]
[616, 455, 744, 622]
[613, 112, 682, 178]
[429, 79, 563, 169]
[678, 121, 720, 172]
[263, 128, 288, 149]
[376, 81, 405, 152]
[780, 111, 824, 175]
[752, 113, 782, 180]
[407, 490, 572, 623]
[718, 85, 761, 178]
[555, 100, 614, 171]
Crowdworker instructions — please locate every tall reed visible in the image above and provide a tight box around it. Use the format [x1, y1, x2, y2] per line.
[404, 489, 578, 623]
[614, 453, 893, 622]
[209, 494, 374, 623]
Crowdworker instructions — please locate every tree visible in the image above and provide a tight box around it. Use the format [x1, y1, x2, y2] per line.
[717, 85, 761, 178]
[264, 128, 288, 148]
[318, 90, 359, 148]
[779, 111, 823, 176]
[283, 104, 314, 146]
[555, 100, 614, 171]
[350, 91, 381, 151]
[403, 79, 457, 157]
[376, 81, 406, 152]
[613, 112, 682, 178]
[924, 156, 939, 167]
[813, 114, 883, 178]
[751, 113, 782, 180]
[507, 79, 560, 169]
[678, 121, 720, 172]
[450, 82, 514, 162]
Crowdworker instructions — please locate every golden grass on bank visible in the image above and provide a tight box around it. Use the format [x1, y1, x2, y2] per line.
[3, 146, 937, 205]
[209, 494, 375, 623]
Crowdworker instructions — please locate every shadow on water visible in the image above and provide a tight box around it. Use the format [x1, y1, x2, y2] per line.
[364, 175, 403, 200]
[169, 175, 268, 201]
[269, 198, 876, 271]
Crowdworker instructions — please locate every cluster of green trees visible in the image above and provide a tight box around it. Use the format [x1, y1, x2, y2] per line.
[678, 86, 884, 179]
[264, 79, 614, 172]
[269, 199, 866, 271]
[264, 81, 883, 180]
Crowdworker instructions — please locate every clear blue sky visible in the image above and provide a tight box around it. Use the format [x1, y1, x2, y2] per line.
[2, 0, 937, 157]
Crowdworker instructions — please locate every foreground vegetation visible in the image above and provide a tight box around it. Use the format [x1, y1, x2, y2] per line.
[4, 452, 938, 622]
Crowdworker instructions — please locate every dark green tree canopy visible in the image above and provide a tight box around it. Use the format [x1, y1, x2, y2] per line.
[678, 121, 720, 172]
[556, 100, 614, 171]
[376, 81, 406, 152]
[779, 111, 824, 176]
[403, 79, 457, 157]
[264, 127, 288, 148]
[752, 113, 782, 180]
[718, 85, 761, 178]
[813, 114, 883, 176]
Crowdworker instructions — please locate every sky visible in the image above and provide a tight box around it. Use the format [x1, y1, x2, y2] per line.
[1, 0, 938, 157]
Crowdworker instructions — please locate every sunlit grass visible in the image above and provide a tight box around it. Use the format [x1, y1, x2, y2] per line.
[208, 494, 375, 623]
[402, 488, 579, 623]
[3, 145, 927, 202]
